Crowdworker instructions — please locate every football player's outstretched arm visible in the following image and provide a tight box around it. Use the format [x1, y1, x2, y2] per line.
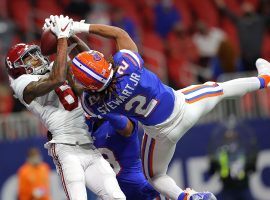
[23, 15, 71, 104]
[23, 38, 68, 104]
[68, 35, 90, 59]
[66, 35, 90, 96]
[90, 24, 138, 52]
[72, 22, 138, 52]
[104, 114, 134, 137]
[66, 61, 84, 96]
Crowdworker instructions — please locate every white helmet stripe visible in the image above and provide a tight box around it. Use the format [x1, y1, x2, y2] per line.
[120, 49, 141, 67]
[73, 58, 107, 84]
[97, 66, 113, 92]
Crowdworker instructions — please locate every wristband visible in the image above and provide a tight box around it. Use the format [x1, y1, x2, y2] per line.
[75, 22, 90, 33]
[81, 23, 90, 33]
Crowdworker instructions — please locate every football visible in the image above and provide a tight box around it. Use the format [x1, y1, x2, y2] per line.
[40, 29, 57, 56]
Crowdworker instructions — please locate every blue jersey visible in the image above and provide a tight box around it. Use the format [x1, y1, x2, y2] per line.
[88, 118, 159, 200]
[81, 49, 175, 126]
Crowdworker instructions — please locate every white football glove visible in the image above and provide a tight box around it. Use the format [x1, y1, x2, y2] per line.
[50, 15, 72, 39]
[42, 15, 56, 31]
[70, 20, 90, 35]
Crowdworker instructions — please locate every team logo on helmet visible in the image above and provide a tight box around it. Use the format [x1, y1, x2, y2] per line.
[93, 53, 101, 61]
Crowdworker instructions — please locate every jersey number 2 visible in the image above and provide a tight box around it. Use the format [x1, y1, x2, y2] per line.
[55, 83, 79, 111]
[125, 95, 158, 117]
[117, 60, 129, 75]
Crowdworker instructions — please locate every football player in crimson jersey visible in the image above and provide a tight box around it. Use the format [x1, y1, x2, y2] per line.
[6, 15, 125, 200]
[60, 17, 270, 200]
[86, 114, 162, 200]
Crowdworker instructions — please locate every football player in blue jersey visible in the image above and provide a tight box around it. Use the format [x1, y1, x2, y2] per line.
[46, 17, 270, 200]
[57, 30, 161, 200]
[86, 114, 161, 200]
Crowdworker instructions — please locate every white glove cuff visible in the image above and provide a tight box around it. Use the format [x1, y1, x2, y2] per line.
[78, 23, 90, 33]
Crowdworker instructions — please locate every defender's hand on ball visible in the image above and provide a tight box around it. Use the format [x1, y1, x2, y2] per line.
[41, 15, 72, 55]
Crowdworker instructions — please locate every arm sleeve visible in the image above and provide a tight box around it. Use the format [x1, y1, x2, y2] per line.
[103, 113, 129, 131]
[10, 74, 40, 105]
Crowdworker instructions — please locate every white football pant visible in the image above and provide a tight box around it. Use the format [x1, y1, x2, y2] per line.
[142, 78, 262, 200]
[48, 143, 126, 200]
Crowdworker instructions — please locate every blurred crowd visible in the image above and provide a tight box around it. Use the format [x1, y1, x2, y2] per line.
[1, 0, 270, 114]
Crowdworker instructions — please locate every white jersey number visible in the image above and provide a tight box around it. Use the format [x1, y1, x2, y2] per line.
[125, 95, 158, 117]
[55, 83, 79, 111]
[117, 60, 129, 75]
[98, 148, 121, 175]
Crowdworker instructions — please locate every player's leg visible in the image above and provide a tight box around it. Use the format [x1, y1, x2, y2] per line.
[167, 77, 264, 142]
[142, 134, 217, 200]
[151, 58, 270, 199]
[141, 133, 181, 200]
[176, 58, 270, 130]
[49, 143, 87, 200]
[84, 150, 126, 200]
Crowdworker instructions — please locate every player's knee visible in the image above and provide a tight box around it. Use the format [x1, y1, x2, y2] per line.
[150, 174, 170, 185]
[104, 186, 126, 200]
[143, 172, 165, 184]
[64, 171, 84, 183]
[111, 191, 126, 200]
[65, 181, 87, 200]
[102, 176, 126, 200]
[70, 196, 87, 200]
[100, 191, 126, 200]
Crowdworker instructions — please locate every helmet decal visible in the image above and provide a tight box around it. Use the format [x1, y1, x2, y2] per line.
[93, 53, 101, 61]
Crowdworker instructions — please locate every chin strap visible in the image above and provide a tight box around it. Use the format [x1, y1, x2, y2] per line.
[97, 66, 114, 92]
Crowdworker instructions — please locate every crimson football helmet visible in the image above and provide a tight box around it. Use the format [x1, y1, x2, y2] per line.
[71, 50, 113, 92]
[6, 43, 50, 79]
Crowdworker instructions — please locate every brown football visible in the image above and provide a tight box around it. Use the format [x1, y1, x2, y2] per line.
[40, 29, 57, 56]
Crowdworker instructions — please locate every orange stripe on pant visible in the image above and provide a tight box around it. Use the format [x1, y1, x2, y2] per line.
[181, 84, 211, 94]
[185, 91, 224, 104]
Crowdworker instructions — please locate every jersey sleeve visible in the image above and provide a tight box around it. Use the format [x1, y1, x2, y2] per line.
[80, 92, 100, 118]
[113, 49, 144, 70]
[10, 74, 40, 105]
